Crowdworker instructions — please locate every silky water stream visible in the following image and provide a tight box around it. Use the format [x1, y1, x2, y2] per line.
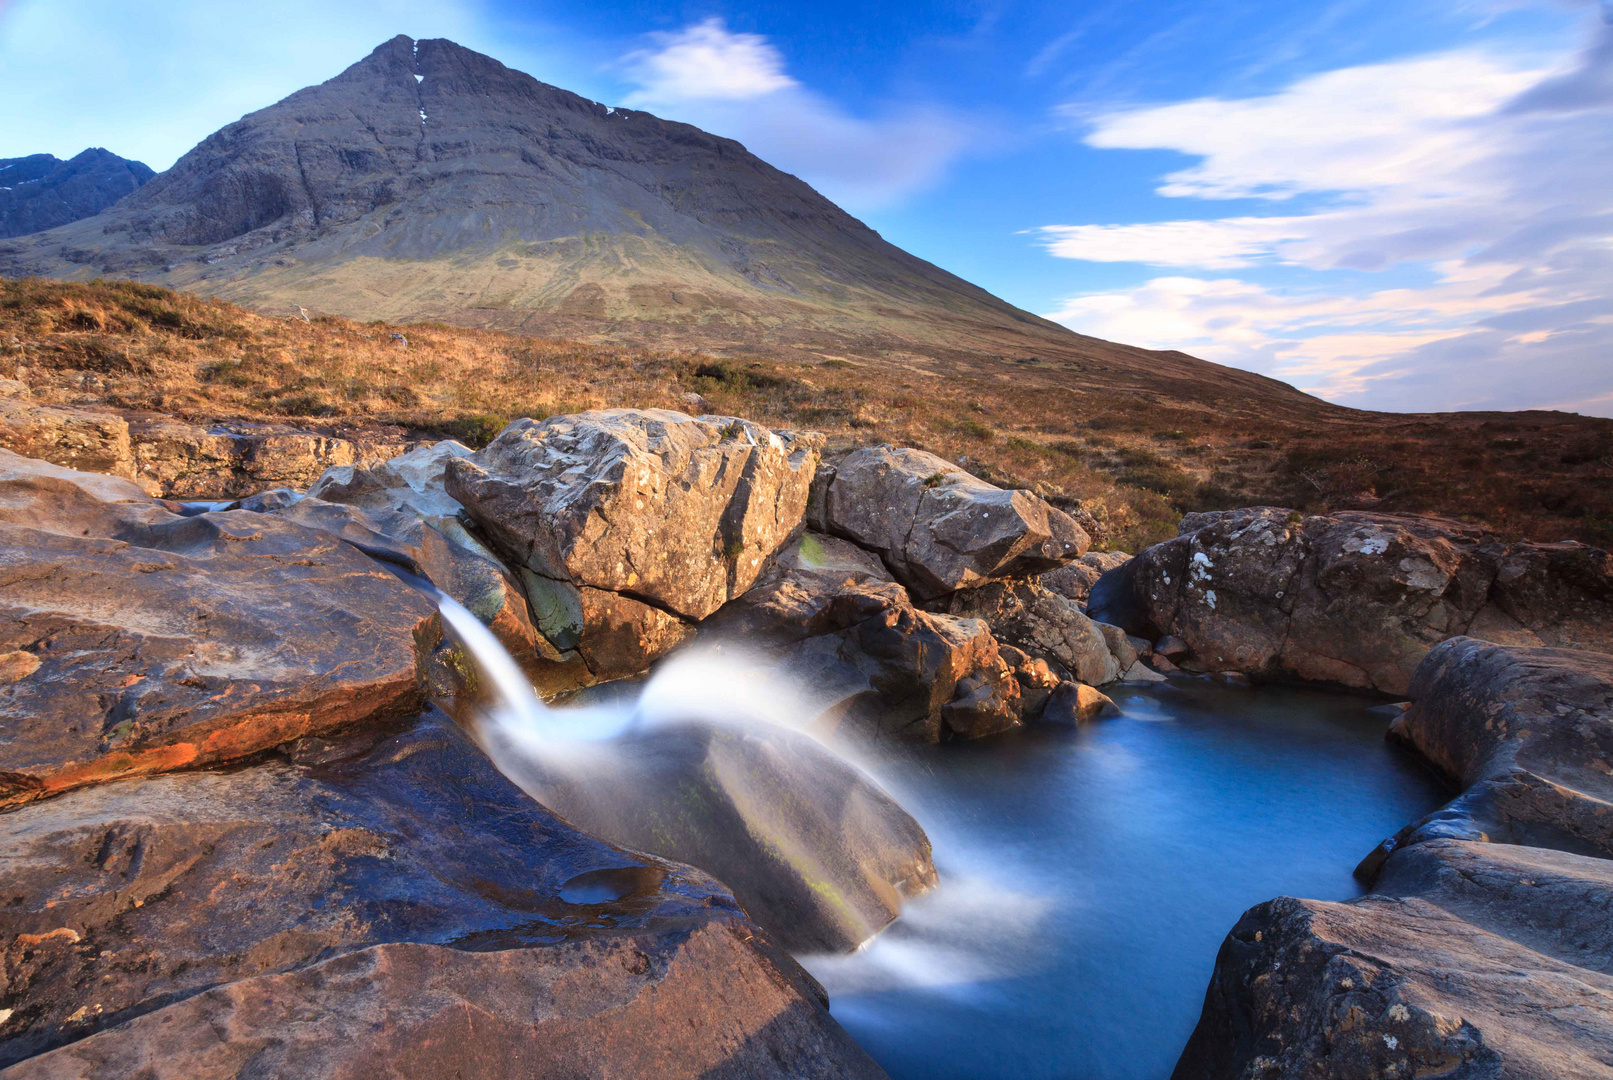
[435, 592, 1450, 1080]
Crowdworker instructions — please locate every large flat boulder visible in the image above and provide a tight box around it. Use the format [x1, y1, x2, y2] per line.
[0, 450, 437, 807]
[446, 410, 822, 621]
[812, 446, 1089, 599]
[0, 715, 882, 1079]
[1367, 638, 1613, 865]
[486, 720, 937, 953]
[1090, 507, 1613, 695]
[1174, 848, 1613, 1080]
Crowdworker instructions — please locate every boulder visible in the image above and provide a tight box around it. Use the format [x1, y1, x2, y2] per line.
[1176, 640, 1613, 1080]
[1364, 639, 1613, 868]
[813, 446, 1088, 599]
[0, 714, 881, 1079]
[1039, 550, 1131, 605]
[1090, 506, 1613, 695]
[0, 398, 136, 482]
[1174, 839, 1613, 1080]
[0, 450, 437, 807]
[446, 410, 823, 621]
[485, 720, 937, 954]
[1039, 681, 1118, 724]
[306, 439, 473, 520]
[942, 580, 1120, 686]
[706, 544, 1024, 742]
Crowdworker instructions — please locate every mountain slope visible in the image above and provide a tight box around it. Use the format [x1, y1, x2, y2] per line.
[0, 149, 154, 238]
[0, 36, 1327, 417]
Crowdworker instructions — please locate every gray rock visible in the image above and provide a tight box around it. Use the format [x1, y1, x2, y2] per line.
[943, 580, 1119, 686]
[1093, 620, 1138, 670]
[1039, 550, 1131, 605]
[447, 410, 821, 621]
[817, 446, 1088, 599]
[1090, 506, 1613, 695]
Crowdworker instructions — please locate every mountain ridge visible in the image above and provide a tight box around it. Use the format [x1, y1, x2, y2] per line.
[0, 149, 154, 239]
[0, 35, 1327, 417]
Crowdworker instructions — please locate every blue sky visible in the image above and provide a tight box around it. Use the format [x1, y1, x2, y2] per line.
[2, 0, 1610, 416]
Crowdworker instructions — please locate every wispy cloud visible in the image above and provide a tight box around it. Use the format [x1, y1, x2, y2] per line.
[618, 18, 974, 211]
[1038, 16, 1613, 416]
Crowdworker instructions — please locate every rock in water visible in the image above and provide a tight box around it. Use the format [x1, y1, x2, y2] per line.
[448, 410, 821, 621]
[705, 534, 1025, 741]
[0, 450, 437, 807]
[813, 446, 1088, 599]
[1091, 506, 1613, 695]
[1175, 639, 1613, 1080]
[485, 721, 937, 953]
[1370, 638, 1613, 864]
[943, 580, 1120, 687]
[0, 715, 883, 1079]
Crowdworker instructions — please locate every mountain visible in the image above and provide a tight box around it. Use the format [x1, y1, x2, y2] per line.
[0, 149, 154, 239]
[0, 36, 1326, 417]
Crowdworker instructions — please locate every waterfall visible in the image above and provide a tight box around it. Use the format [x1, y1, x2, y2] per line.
[426, 586, 944, 954]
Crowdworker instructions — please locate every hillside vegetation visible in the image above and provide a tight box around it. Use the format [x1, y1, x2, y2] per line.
[4, 278, 1610, 552]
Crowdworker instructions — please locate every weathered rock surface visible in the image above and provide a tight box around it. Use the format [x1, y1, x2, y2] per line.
[1367, 638, 1613, 865]
[306, 439, 473, 519]
[0, 395, 413, 497]
[943, 580, 1120, 687]
[1176, 640, 1613, 1080]
[1039, 550, 1131, 606]
[0, 149, 154, 239]
[486, 720, 936, 953]
[0, 450, 437, 806]
[706, 537, 1024, 740]
[1174, 838, 1613, 1080]
[813, 446, 1088, 599]
[0, 714, 882, 1079]
[448, 410, 821, 621]
[1090, 506, 1613, 695]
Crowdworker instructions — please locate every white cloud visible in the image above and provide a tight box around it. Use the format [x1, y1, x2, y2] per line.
[619, 19, 973, 210]
[622, 18, 797, 102]
[1040, 17, 1613, 416]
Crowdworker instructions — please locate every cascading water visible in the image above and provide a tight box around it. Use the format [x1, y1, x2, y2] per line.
[430, 589, 1450, 1079]
[430, 588, 941, 954]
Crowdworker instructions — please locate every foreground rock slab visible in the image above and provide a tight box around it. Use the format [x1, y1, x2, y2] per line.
[0, 715, 882, 1079]
[0, 451, 437, 807]
[812, 446, 1088, 599]
[1092, 507, 1613, 695]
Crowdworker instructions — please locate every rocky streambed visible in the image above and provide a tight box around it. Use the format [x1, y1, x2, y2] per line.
[1, 406, 1610, 1078]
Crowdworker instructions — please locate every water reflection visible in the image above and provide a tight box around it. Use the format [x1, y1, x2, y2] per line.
[802, 678, 1450, 1080]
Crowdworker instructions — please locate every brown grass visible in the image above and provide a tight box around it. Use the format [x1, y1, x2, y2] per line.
[4, 278, 1610, 553]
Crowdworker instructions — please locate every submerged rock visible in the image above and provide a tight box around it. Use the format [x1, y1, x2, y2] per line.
[0, 715, 881, 1079]
[1091, 506, 1613, 695]
[812, 446, 1088, 599]
[0, 450, 437, 807]
[485, 720, 937, 954]
[447, 409, 822, 621]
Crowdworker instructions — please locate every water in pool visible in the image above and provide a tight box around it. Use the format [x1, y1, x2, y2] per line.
[800, 677, 1451, 1080]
